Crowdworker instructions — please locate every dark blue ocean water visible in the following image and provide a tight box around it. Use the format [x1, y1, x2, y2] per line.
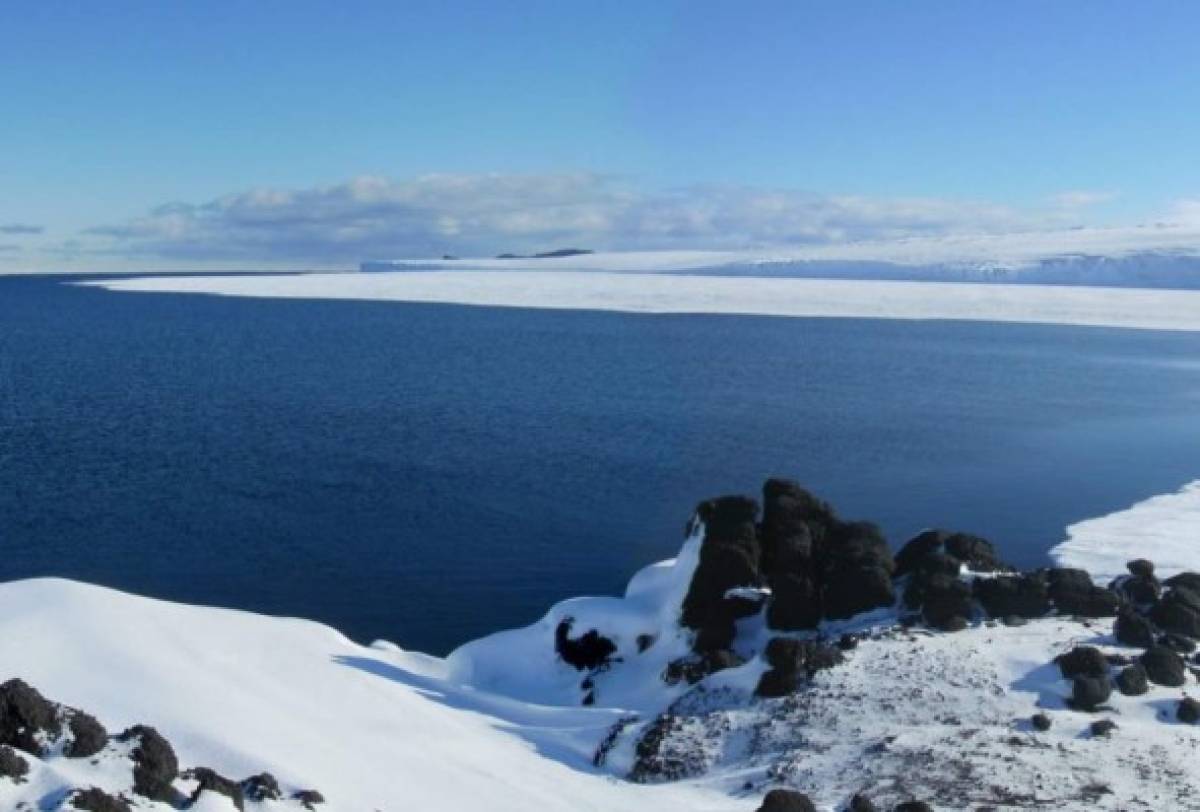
[1, 274, 1198, 654]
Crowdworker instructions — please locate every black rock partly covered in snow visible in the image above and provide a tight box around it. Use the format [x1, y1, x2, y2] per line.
[555, 618, 617, 671]
[242, 772, 283, 802]
[293, 789, 327, 809]
[71, 787, 130, 812]
[0, 678, 62, 756]
[119, 725, 181, 804]
[894, 801, 935, 811]
[0, 745, 28, 781]
[1047, 568, 1119, 617]
[65, 710, 108, 758]
[1031, 712, 1052, 731]
[186, 767, 246, 811]
[848, 792, 879, 811]
[756, 787, 818, 811]
[905, 572, 972, 630]
[1090, 719, 1118, 737]
[1140, 645, 1187, 687]
[682, 495, 763, 650]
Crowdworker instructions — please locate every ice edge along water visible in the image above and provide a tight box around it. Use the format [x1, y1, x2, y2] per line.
[2, 480, 1199, 810]
[80, 271, 1200, 332]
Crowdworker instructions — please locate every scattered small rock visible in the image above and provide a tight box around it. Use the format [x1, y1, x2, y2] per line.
[1090, 719, 1118, 737]
[1031, 712, 1052, 731]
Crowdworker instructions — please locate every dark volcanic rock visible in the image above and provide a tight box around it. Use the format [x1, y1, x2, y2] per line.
[0, 745, 28, 781]
[974, 574, 1050, 619]
[71, 788, 130, 812]
[1178, 697, 1200, 724]
[293, 789, 326, 809]
[1031, 712, 1052, 731]
[1049, 570, 1119, 617]
[1159, 632, 1197, 654]
[1056, 646, 1109, 679]
[683, 495, 763, 649]
[0, 678, 62, 755]
[1071, 676, 1112, 711]
[756, 788, 817, 812]
[1115, 664, 1149, 696]
[118, 725, 180, 804]
[1140, 645, 1187, 687]
[822, 561, 895, 621]
[555, 618, 617, 670]
[1112, 574, 1160, 605]
[242, 772, 283, 802]
[65, 711, 108, 758]
[894, 802, 935, 812]
[1128, 559, 1155, 578]
[1150, 586, 1200, 639]
[186, 767, 245, 811]
[849, 792, 879, 811]
[766, 573, 822, 631]
[755, 637, 844, 698]
[893, 530, 949, 578]
[1164, 572, 1200, 592]
[943, 533, 1005, 572]
[1114, 606, 1155, 648]
[1090, 719, 1118, 737]
[906, 572, 973, 630]
[663, 650, 743, 686]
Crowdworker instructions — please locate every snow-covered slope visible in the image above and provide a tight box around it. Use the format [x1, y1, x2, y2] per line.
[5, 479, 1200, 810]
[80, 272, 1200, 332]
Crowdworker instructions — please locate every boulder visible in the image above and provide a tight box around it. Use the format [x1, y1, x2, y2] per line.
[293, 789, 326, 809]
[71, 788, 130, 812]
[894, 802, 935, 812]
[242, 773, 283, 802]
[907, 572, 972, 630]
[1031, 712, 1052, 731]
[1115, 664, 1149, 696]
[974, 574, 1050, 619]
[0, 745, 28, 781]
[1164, 572, 1200, 592]
[1150, 587, 1200, 639]
[1114, 606, 1155, 648]
[555, 619, 617, 670]
[849, 793, 879, 811]
[185, 767, 245, 812]
[1127, 559, 1155, 578]
[0, 679, 61, 755]
[1112, 574, 1160, 605]
[943, 533, 1005, 572]
[1056, 646, 1109, 679]
[893, 530, 950, 578]
[755, 638, 843, 698]
[756, 788, 817, 812]
[65, 711, 108, 758]
[664, 649, 743, 686]
[1071, 676, 1112, 711]
[118, 725, 180, 804]
[1090, 719, 1118, 737]
[822, 562, 895, 621]
[1159, 633, 1197, 654]
[1178, 697, 1200, 723]
[1140, 645, 1187, 687]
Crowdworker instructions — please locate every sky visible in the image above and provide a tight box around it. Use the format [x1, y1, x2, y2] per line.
[2, 0, 1199, 271]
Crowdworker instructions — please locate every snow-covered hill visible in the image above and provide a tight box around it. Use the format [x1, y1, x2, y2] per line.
[3, 479, 1200, 811]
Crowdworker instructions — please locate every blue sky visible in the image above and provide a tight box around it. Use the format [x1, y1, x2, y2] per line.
[2, 1, 1199, 269]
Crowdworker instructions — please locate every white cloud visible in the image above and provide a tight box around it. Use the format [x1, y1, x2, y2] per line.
[80, 173, 1046, 264]
[1049, 190, 1116, 208]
